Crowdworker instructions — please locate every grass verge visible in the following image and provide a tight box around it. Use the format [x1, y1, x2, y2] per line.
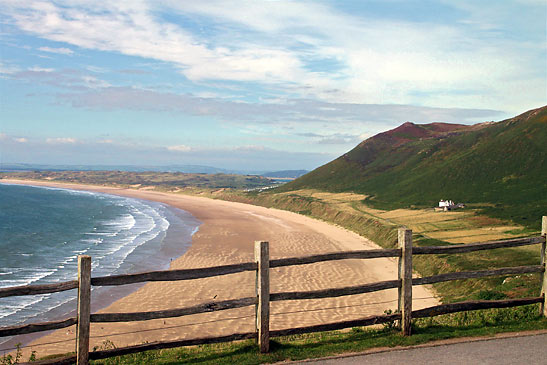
[82, 305, 547, 364]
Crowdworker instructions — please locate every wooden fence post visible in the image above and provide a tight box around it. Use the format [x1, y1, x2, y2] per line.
[255, 241, 270, 353]
[77, 255, 91, 365]
[541, 216, 547, 317]
[398, 228, 413, 336]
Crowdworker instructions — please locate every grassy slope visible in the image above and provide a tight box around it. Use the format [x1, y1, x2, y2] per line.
[283, 107, 547, 229]
[233, 190, 543, 303]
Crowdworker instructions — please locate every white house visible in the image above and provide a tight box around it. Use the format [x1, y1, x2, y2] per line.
[438, 199, 454, 208]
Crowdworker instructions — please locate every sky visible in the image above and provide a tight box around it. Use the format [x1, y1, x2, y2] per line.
[0, 0, 545, 172]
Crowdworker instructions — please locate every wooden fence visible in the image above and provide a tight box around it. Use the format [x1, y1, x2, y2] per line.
[1, 217, 546, 365]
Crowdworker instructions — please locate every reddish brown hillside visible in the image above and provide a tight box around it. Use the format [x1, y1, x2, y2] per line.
[372, 121, 473, 147]
[426, 122, 470, 133]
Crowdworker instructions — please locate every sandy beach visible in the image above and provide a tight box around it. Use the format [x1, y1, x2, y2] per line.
[1, 179, 439, 358]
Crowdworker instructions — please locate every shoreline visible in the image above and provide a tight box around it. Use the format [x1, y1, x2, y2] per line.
[1, 179, 439, 358]
[0, 183, 200, 352]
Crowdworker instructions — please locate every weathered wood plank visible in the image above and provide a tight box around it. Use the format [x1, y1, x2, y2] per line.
[77, 255, 91, 365]
[88, 332, 257, 360]
[91, 297, 257, 322]
[412, 297, 544, 318]
[399, 228, 412, 336]
[413, 236, 545, 255]
[541, 216, 547, 317]
[413, 265, 545, 286]
[270, 249, 401, 268]
[22, 297, 544, 364]
[0, 280, 78, 298]
[0, 317, 77, 337]
[90, 262, 257, 286]
[270, 279, 399, 301]
[255, 241, 270, 353]
[270, 312, 401, 337]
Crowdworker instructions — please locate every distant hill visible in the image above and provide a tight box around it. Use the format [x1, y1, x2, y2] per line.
[261, 170, 308, 179]
[0, 164, 233, 174]
[0, 164, 311, 177]
[281, 106, 547, 228]
[0, 170, 273, 190]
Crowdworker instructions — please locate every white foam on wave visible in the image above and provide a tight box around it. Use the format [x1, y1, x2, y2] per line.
[12, 268, 58, 287]
[0, 268, 24, 276]
[104, 213, 136, 231]
[0, 188, 198, 328]
[0, 295, 47, 319]
[5, 183, 100, 198]
[80, 238, 103, 245]
[91, 200, 170, 274]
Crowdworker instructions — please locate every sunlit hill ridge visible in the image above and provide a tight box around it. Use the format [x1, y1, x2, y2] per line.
[280, 106, 547, 229]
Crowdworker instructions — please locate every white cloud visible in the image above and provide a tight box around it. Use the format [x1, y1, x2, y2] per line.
[167, 145, 191, 152]
[165, 1, 545, 111]
[12, 68, 111, 90]
[0, 0, 544, 114]
[3, 1, 303, 85]
[86, 65, 107, 73]
[1, 135, 328, 170]
[0, 61, 20, 75]
[46, 137, 77, 144]
[81, 75, 111, 88]
[14, 137, 28, 143]
[38, 46, 73, 55]
[58, 86, 503, 125]
[231, 145, 265, 152]
[28, 66, 54, 72]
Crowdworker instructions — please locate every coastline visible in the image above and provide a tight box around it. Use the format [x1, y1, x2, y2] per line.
[1, 179, 439, 358]
[0, 182, 200, 353]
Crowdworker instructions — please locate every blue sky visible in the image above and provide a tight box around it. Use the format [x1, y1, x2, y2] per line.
[1, 0, 545, 171]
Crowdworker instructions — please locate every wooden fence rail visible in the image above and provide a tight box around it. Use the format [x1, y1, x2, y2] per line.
[0, 281, 78, 298]
[270, 279, 400, 301]
[1, 237, 543, 299]
[0, 318, 77, 337]
[91, 297, 258, 323]
[91, 262, 258, 286]
[1, 216, 545, 365]
[269, 248, 401, 267]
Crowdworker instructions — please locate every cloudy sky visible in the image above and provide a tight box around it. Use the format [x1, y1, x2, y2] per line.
[1, 0, 545, 171]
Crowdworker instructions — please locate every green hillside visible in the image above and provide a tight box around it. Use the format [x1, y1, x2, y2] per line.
[280, 106, 547, 228]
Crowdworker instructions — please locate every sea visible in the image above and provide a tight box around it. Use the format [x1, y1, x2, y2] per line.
[0, 183, 201, 348]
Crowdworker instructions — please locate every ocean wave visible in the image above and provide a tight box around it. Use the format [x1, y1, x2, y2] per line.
[80, 238, 104, 245]
[102, 212, 136, 231]
[0, 295, 47, 319]
[17, 269, 58, 286]
[0, 185, 198, 328]
[9, 184, 99, 197]
[91, 204, 169, 273]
